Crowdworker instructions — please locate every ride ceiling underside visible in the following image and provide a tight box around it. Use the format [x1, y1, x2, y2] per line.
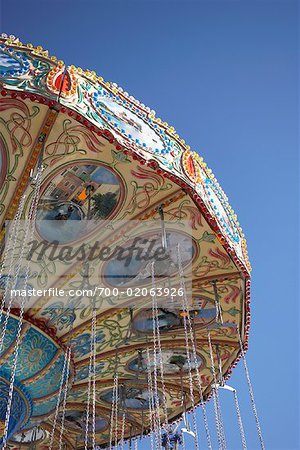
[0, 35, 251, 449]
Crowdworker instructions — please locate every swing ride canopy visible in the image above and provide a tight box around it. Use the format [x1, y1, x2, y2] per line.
[0, 34, 251, 448]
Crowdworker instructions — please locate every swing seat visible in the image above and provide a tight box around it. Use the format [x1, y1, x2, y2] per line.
[181, 427, 196, 438]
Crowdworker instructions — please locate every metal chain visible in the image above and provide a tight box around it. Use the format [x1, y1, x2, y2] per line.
[214, 344, 227, 450]
[109, 370, 119, 450]
[150, 264, 162, 449]
[0, 167, 43, 353]
[120, 411, 126, 450]
[49, 348, 70, 450]
[150, 262, 165, 450]
[207, 332, 226, 450]
[146, 346, 156, 450]
[84, 332, 92, 450]
[177, 244, 213, 450]
[233, 389, 247, 450]
[151, 308, 161, 440]
[85, 307, 97, 450]
[109, 379, 116, 449]
[114, 378, 119, 450]
[92, 307, 97, 450]
[237, 328, 265, 450]
[151, 262, 169, 428]
[212, 280, 223, 324]
[0, 193, 26, 328]
[180, 291, 200, 450]
[58, 346, 71, 450]
[216, 389, 226, 450]
[2, 293, 27, 448]
[2, 167, 44, 448]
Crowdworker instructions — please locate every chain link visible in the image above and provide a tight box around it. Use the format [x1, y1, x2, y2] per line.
[237, 328, 265, 450]
[207, 332, 226, 450]
[85, 307, 97, 450]
[109, 368, 119, 450]
[233, 389, 247, 450]
[177, 243, 212, 450]
[179, 285, 200, 450]
[0, 193, 26, 332]
[49, 347, 70, 450]
[0, 169, 43, 353]
[120, 411, 126, 450]
[2, 166, 44, 448]
[151, 262, 167, 450]
[146, 346, 157, 450]
[114, 377, 119, 450]
[58, 346, 71, 450]
[92, 307, 97, 450]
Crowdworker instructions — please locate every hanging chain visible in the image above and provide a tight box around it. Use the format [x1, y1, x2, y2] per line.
[150, 262, 162, 449]
[214, 344, 227, 450]
[114, 379, 119, 450]
[2, 291, 28, 448]
[109, 360, 119, 450]
[207, 332, 226, 450]
[84, 329, 92, 449]
[120, 410, 126, 450]
[58, 346, 71, 450]
[109, 368, 119, 450]
[237, 328, 265, 450]
[85, 306, 97, 450]
[0, 166, 43, 353]
[0, 193, 26, 329]
[151, 262, 169, 426]
[179, 282, 200, 450]
[2, 166, 44, 448]
[216, 388, 226, 450]
[92, 307, 97, 450]
[212, 281, 223, 324]
[146, 346, 156, 450]
[177, 243, 212, 450]
[49, 348, 70, 450]
[151, 261, 167, 450]
[233, 389, 247, 450]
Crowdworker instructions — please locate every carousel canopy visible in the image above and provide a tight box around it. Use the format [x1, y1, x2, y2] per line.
[0, 34, 252, 449]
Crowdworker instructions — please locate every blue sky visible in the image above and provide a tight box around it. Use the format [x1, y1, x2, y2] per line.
[0, 0, 298, 449]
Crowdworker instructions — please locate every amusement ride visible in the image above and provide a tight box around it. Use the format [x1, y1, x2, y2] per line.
[0, 34, 264, 449]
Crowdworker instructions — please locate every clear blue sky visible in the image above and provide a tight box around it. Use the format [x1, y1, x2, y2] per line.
[0, 0, 298, 449]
